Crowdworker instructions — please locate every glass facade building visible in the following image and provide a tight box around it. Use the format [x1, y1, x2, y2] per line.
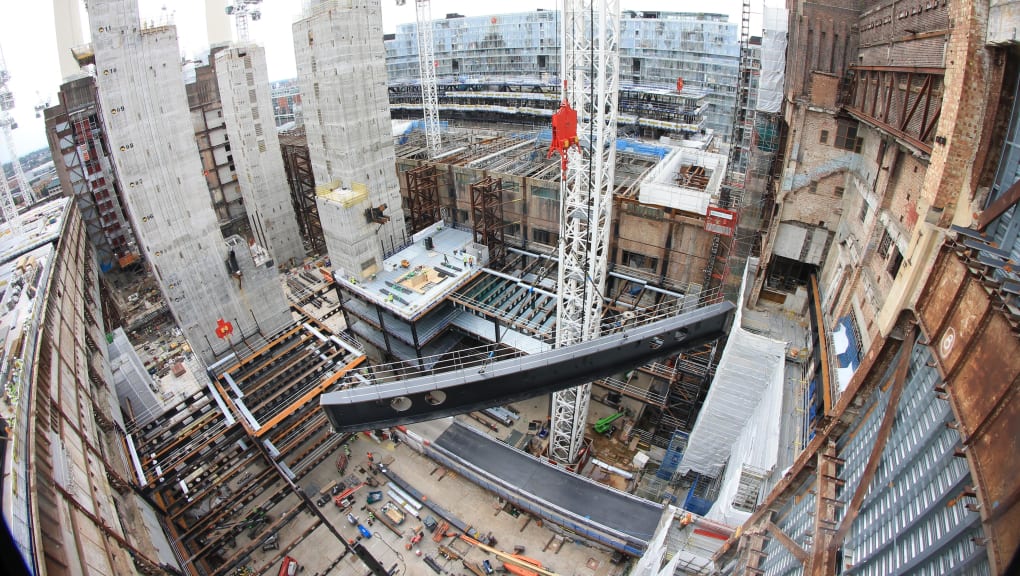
[384, 10, 739, 141]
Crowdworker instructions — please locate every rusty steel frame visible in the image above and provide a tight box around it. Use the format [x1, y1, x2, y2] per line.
[916, 242, 1020, 572]
[280, 133, 327, 255]
[977, 178, 1020, 232]
[406, 163, 442, 234]
[766, 520, 809, 566]
[843, 65, 944, 155]
[469, 175, 507, 268]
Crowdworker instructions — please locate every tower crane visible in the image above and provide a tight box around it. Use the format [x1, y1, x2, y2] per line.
[225, 0, 263, 43]
[0, 44, 36, 219]
[397, 0, 441, 158]
[547, 0, 621, 466]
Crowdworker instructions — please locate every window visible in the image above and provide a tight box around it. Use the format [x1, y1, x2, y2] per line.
[834, 186, 845, 197]
[504, 221, 521, 238]
[820, 129, 829, 144]
[622, 250, 659, 272]
[859, 200, 869, 223]
[887, 248, 904, 278]
[878, 230, 892, 258]
[532, 228, 557, 245]
[836, 123, 863, 152]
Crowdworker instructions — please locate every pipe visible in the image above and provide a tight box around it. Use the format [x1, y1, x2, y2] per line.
[609, 271, 685, 299]
[330, 334, 364, 358]
[386, 481, 423, 510]
[433, 145, 468, 160]
[507, 246, 558, 261]
[591, 458, 634, 479]
[206, 350, 238, 373]
[303, 322, 328, 342]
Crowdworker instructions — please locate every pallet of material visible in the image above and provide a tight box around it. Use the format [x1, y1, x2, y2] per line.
[367, 505, 403, 537]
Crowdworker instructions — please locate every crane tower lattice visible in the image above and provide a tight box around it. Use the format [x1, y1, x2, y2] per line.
[549, 0, 621, 467]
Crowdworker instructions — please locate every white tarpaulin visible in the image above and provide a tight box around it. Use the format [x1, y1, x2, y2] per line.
[757, 3, 789, 113]
[679, 260, 787, 478]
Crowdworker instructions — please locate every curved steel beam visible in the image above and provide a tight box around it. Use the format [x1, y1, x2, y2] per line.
[321, 301, 735, 433]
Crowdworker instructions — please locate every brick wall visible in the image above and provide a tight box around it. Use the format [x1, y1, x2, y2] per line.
[921, 0, 997, 225]
[810, 72, 841, 109]
[786, 2, 863, 99]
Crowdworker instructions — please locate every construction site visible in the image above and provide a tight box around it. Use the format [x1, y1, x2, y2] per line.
[2, 0, 1020, 576]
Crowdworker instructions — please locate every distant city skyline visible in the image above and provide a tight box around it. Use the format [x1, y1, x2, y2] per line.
[0, 0, 762, 162]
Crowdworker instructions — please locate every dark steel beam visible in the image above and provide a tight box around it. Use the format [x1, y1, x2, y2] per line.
[850, 65, 946, 75]
[976, 179, 1020, 232]
[846, 106, 933, 155]
[766, 521, 809, 565]
[321, 302, 735, 432]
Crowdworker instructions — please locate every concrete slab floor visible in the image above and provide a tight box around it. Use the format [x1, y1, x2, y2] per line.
[275, 430, 625, 576]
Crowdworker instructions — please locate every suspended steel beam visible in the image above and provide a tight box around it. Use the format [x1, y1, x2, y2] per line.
[321, 302, 734, 433]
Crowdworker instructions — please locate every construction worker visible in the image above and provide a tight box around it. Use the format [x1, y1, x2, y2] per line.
[366, 451, 374, 463]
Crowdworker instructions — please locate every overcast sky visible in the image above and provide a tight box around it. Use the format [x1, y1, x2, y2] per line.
[0, 0, 762, 162]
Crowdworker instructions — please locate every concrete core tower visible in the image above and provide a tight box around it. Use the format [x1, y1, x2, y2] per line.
[89, 0, 291, 364]
[294, 0, 408, 281]
[216, 44, 306, 268]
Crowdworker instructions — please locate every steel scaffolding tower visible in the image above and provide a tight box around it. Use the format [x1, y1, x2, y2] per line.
[550, 0, 621, 466]
[407, 163, 441, 233]
[1, 45, 35, 218]
[415, 0, 441, 158]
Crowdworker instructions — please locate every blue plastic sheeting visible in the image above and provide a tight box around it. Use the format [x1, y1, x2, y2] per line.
[532, 129, 669, 159]
[401, 119, 451, 135]
[616, 139, 669, 159]
[836, 316, 861, 370]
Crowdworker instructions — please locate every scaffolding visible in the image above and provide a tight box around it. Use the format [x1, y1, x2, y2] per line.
[717, 2, 789, 301]
[469, 176, 507, 268]
[407, 164, 442, 234]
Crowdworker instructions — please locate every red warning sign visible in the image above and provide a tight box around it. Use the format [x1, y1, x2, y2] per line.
[704, 206, 738, 237]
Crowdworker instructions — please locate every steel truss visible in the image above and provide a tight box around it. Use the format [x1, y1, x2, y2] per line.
[843, 65, 944, 155]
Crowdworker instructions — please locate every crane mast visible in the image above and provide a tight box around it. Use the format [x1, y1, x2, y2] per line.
[225, 0, 263, 43]
[0, 45, 35, 224]
[415, 0, 441, 158]
[550, 0, 621, 466]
